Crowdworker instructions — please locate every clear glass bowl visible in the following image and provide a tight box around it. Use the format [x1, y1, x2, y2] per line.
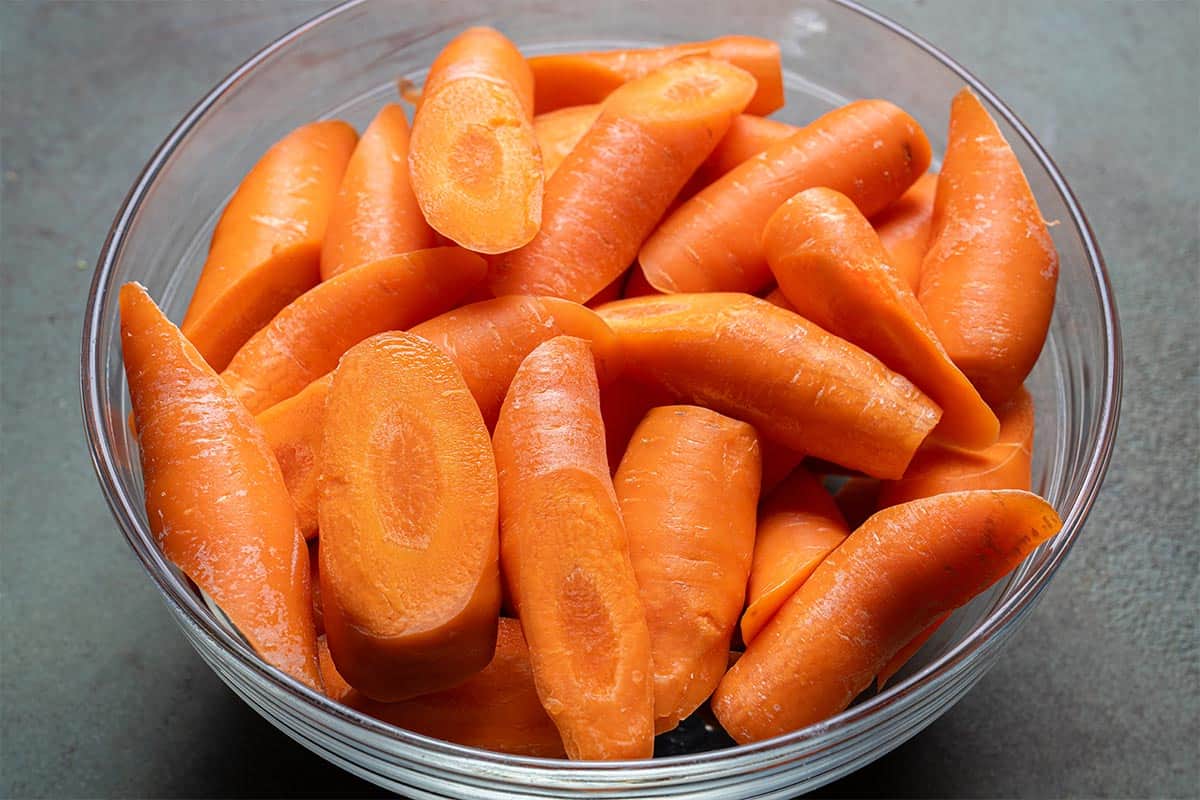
[80, 0, 1121, 796]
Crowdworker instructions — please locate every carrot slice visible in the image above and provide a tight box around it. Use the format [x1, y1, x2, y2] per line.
[873, 172, 937, 293]
[764, 186, 999, 449]
[712, 489, 1063, 742]
[221, 246, 485, 415]
[408, 27, 542, 254]
[919, 89, 1059, 406]
[615, 406, 760, 733]
[255, 373, 332, 539]
[493, 336, 654, 760]
[410, 295, 621, 429]
[320, 104, 436, 280]
[119, 283, 320, 689]
[741, 468, 849, 645]
[596, 293, 942, 479]
[181, 120, 357, 369]
[833, 476, 883, 530]
[530, 35, 783, 116]
[876, 611, 951, 690]
[533, 104, 601, 178]
[490, 57, 757, 303]
[639, 99, 931, 295]
[318, 332, 500, 702]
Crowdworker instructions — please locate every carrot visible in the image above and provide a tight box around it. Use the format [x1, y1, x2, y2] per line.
[255, 373, 332, 539]
[712, 489, 1062, 742]
[533, 104, 601, 178]
[639, 99, 932, 294]
[309, 539, 323, 636]
[119, 283, 321, 690]
[318, 621, 567, 758]
[320, 104, 436, 280]
[763, 186, 999, 449]
[587, 270, 627, 308]
[759, 442, 805, 495]
[490, 57, 757, 303]
[596, 293, 942, 479]
[873, 172, 937, 293]
[614, 405, 760, 733]
[918, 88, 1059, 406]
[410, 295, 621, 429]
[221, 246, 485, 415]
[741, 467, 848, 645]
[319, 332, 500, 702]
[530, 35, 783, 116]
[599, 376, 675, 474]
[622, 266, 660, 298]
[408, 27, 542, 254]
[493, 336, 654, 760]
[876, 611, 950, 690]
[692, 113, 796, 186]
[762, 287, 794, 311]
[833, 476, 882, 530]
[181, 121, 357, 370]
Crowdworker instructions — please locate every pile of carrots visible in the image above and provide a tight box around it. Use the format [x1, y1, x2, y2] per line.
[120, 27, 1064, 761]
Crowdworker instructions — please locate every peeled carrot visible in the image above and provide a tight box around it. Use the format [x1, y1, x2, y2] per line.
[873, 172, 937, 292]
[876, 611, 950, 690]
[119, 283, 321, 689]
[919, 88, 1059, 406]
[320, 104, 436, 280]
[181, 120, 357, 370]
[599, 376, 675, 474]
[597, 293, 942, 479]
[764, 186, 999, 449]
[639, 99, 932, 294]
[833, 476, 882, 530]
[762, 287, 794, 311]
[712, 489, 1062, 742]
[530, 35, 783, 116]
[533, 104, 601, 178]
[692, 113, 796, 186]
[319, 332, 500, 702]
[587, 270, 627, 308]
[493, 336, 654, 760]
[615, 406, 761, 733]
[221, 246, 485, 415]
[490, 57, 757, 303]
[741, 468, 848, 645]
[408, 27, 542, 254]
[410, 295, 621, 429]
[255, 373, 332, 539]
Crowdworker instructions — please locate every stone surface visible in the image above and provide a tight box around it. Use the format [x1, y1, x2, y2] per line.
[1, 1, 1196, 797]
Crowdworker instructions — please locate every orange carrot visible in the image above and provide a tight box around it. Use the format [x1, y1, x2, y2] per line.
[622, 266, 660, 298]
[764, 186, 999, 449]
[530, 35, 783, 116]
[221, 246, 485, 415]
[493, 336, 654, 760]
[181, 121, 357, 370]
[712, 489, 1062, 742]
[615, 405, 761, 732]
[318, 621, 567, 758]
[762, 287, 794, 311]
[408, 27, 542, 254]
[309, 539, 323, 636]
[639, 99, 931, 294]
[873, 172, 937, 293]
[597, 293, 942, 479]
[876, 611, 950, 689]
[410, 295, 621, 429]
[599, 376, 675, 474]
[587, 270, 627, 308]
[320, 104, 436, 280]
[741, 467, 848, 645]
[833, 476, 882, 530]
[692, 113, 796, 186]
[533, 104, 601, 178]
[319, 332, 500, 702]
[255, 373, 332, 539]
[490, 57, 757, 303]
[919, 89, 1059, 406]
[119, 283, 321, 689]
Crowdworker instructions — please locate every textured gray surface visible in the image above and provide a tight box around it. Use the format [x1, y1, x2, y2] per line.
[1, 1, 1197, 797]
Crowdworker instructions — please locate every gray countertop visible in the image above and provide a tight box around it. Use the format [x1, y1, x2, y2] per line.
[1, 1, 1196, 797]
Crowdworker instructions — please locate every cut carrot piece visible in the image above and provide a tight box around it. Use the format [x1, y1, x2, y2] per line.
[741, 467, 848, 645]
[760, 441, 805, 495]
[712, 489, 1062, 742]
[833, 476, 882, 530]
[762, 287, 794, 312]
[119, 283, 321, 690]
[493, 336, 654, 760]
[490, 57, 757, 303]
[533, 104, 601, 178]
[615, 406, 761, 733]
[640, 99, 931, 295]
[320, 105, 436, 280]
[319, 332, 500, 702]
[873, 172, 937, 293]
[764, 186, 999, 449]
[587, 270, 627, 308]
[530, 35, 783, 116]
[692, 113, 797, 186]
[599, 376, 675, 474]
[919, 88, 1059, 406]
[410, 295, 620, 429]
[597, 293, 942, 479]
[255, 373, 332, 539]
[876, 612, 950, 690]
[409, 27, 542, 254]
[318, 620, 566, 758]
[221, 246, 485, 415]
